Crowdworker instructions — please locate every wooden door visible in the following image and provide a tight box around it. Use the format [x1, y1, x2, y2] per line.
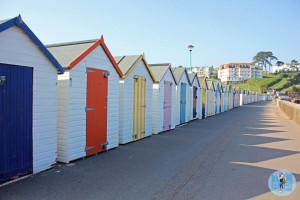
[0, 63, 33, 183]
[202, 89, 206, 119]
[193, 86, 197, 118]
[133, 76, 146, 140]
[180, 83, 186, 124]
[86, 68, 108, 156]
[163, 81, 172, 131]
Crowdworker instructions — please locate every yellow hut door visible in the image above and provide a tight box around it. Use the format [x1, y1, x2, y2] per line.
[133, 76, 146, 141]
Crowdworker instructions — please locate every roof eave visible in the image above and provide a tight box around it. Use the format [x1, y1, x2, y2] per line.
[67, 36, 123, 77]
[0, 15, 64, 74]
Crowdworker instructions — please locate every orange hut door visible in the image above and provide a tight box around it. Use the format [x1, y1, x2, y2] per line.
[86, 68, 108, 156]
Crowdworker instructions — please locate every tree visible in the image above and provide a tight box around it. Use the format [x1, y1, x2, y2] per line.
[253, 51, 278, 72]
[276, 61, 284, 66]
[290, 59, 299, 71]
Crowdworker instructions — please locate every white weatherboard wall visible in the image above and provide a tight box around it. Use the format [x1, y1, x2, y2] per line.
[230, 93, 234, 109]
[240, 94, 243, 106]
[210, 91, 216, 116]
[176, 73, 190, 125]
[152, 70, 176, 134]
[57, 45, 119, 163]
[0, 27, 58, 172]
[119, 61, 153, 144]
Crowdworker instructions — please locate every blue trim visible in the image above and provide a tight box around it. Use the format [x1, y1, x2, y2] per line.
[0, 16, 64, 74]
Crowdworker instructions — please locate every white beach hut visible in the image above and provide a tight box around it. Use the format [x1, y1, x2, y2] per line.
[115, 54, 155, 144]
[206, 79, 216, 117]
[47, 36, 123, 162]
[188, 72, 202, 120]
[149, 63, 177, 134]
[173, 67, 192, 125]
[0, 16, 64, 183]
[199, 77, 208, 119]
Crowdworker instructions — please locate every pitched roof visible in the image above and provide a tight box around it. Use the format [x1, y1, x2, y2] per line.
[114, 54, 155, 81]
[0, 15, 64, 74]
[149, 63, 177, 84]
[188, 72, 200, 87]
[206, 79, 215, 91]
[47, 36, 123, 77]
[212, 80, 223, 92]
[173, 67, 191, 85]
[198, 77, 208, 89]
[222, 84, 230, 92]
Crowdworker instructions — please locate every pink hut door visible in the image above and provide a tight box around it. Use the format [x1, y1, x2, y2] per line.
[163, 81, 172, 131]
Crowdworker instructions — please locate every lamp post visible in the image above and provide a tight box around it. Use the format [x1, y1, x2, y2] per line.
[187, 44, 194, 73]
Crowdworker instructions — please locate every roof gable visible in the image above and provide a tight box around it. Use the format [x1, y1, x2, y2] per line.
[114, 54, 156, 81]
[47, 36, 123, 77]
[173, 67, 191, 85]
[149, 63, 177, 85]
[0, 15, 64, 74]
[188, 72, 200, 87]
[198, 77, 208, 89]
[212, 80, 223, 92]
[206, 79, 215, 91]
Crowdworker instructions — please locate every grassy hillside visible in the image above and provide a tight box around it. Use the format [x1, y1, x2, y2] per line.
[234, 72, 300, 93]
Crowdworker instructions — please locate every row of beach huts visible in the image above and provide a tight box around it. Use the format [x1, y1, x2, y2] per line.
[0, 16, 271, 184]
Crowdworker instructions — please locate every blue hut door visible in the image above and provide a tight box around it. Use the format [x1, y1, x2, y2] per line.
[0, 63, 33, 184]
[180, 83, 186, 124]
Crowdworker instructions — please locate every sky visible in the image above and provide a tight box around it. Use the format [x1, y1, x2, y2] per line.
[1, 0, 300, 68]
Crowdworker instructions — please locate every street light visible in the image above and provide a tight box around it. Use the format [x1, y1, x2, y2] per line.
[187, 44, 194, 73]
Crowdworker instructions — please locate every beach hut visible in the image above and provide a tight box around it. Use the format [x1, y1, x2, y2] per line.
[237, 89, 241, 107]
[240, 89, 244, 106]
[244, 90, 249, 105]
[206, 79, 215, 116]
[199, 77, 208, 119]
[216, 80, 223, 113]
[234, 88, 238, 108]
[115, 54, 155, 144]
[47, 37, 123, 162]
[222, 84, 229, 112]
[0, 16, 64, 183]
[173, 67, 191, 124]
[149, 63, 177, 134]
[188, 72, 202, 120]
[228, 85, 234, 110]
[212, 80, 221, 114]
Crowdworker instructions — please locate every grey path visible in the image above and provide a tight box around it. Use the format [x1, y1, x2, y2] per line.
[1, 101, 300, 200]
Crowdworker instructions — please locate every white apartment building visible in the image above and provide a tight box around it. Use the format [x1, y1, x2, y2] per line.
[218, 63, 263, 83]
[192, 66, 213, 78]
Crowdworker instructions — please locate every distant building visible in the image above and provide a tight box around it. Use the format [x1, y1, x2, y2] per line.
[192, 66, 216, 78]
[271, 64, 300, 73]
[218, 62, 263, 83]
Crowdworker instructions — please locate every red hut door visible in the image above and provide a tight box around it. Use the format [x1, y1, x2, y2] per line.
[86, 68, 108, 156]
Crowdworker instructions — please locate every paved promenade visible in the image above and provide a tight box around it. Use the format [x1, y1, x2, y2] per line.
[0, 101, 299, 200]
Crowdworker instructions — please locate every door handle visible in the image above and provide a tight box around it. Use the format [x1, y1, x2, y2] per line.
[85, 146, 95, 151]
[85, 107, 95, 112]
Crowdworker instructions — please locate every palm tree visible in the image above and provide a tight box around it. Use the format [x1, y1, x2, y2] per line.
[253, 51, 278, 72]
